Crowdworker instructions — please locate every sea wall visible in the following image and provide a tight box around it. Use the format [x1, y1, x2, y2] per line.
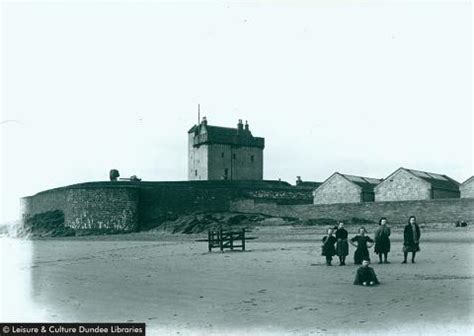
[21, 181, 314, 232]
[230, 197, 474, 224]
[21, 183, 140, 232]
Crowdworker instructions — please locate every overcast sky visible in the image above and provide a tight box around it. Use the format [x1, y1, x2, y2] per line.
[1, 1, 472, 222]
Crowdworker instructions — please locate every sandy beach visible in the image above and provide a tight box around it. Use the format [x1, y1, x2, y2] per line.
[1, 225, 473, 335]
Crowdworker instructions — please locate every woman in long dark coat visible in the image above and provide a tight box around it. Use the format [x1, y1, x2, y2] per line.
[322, 228, 337, 266]
[403, 215, 421, 264]
[350, 227, 374, 265]
[335, 222, 349, 266]
[374, 217, 391, 264]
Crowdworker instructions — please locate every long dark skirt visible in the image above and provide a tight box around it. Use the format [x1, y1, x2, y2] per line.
[403, 243, 420, 253]
[322, 244, 336, 257]
[374, 236, 391, 254]
[354, 247, 370, 264]
[336, 239, 349, 257]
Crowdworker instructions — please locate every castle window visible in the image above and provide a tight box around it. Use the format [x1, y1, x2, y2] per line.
[195, 170, 198, 176]
[251, 155, 254, 162]
[221, 152, 224, 158]
[224, 168, 229, 180]
[233, 153, 236, 159]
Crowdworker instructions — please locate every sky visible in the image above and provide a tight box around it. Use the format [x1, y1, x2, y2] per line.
[1, 0, 472, 222]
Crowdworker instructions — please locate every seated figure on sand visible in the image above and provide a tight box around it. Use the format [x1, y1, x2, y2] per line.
[353, 260, 379, 286]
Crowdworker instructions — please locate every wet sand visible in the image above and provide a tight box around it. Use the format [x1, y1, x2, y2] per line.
[1, 226, 473, 335]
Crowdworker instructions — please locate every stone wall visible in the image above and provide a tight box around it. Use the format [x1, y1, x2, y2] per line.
[21, 183, 140, 232]
[460, 177, 474, 198]
[65, 187, 139, 231]
[21, 181, 314, 232]
[207, 144, 263, 180]
[313, 174, 361, 204]
[188, 133, 208, 180]
[375, 169, 430, 202]
[231, 198, 474, 224]
[137, 184, 240, 229]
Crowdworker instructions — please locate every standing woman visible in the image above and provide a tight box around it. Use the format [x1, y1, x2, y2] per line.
[403, 215, 421, 264]
[374, 217, 391, 264]
[322, 228, 337, 266]
[335, 222, 349, 266]
[350, 227, 374, 265]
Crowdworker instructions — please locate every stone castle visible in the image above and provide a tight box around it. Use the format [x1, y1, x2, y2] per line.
[188, 118, 264, 181]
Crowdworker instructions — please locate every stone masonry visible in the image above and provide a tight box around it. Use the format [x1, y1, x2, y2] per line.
[460, 176, 474, 198]
[313, 173, 361, 204]
[375, 168, 430, 202]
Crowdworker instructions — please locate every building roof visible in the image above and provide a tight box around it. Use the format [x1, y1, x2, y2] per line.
[189, 120, 265, 149]
[461, 176, 474, 186]
[338, 173, 382, 193]
[378, 167, 460, 191]
[316, 172, 381, 193]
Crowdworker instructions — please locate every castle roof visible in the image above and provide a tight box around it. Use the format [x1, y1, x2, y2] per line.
[189, 119, 265, 149]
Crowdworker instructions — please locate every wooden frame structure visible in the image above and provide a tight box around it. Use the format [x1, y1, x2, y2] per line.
[208, 228, 246, 252]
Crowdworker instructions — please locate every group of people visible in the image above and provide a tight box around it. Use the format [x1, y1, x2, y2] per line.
[321, 216, 422, 286]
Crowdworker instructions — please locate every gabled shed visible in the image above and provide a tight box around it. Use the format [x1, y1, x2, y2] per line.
[460, 176, 474, 199]
[375, 167, 460, 202]
[313, 172, 382, 204]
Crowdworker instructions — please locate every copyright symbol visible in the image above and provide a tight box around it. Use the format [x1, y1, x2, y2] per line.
[2, 326, 10, 333]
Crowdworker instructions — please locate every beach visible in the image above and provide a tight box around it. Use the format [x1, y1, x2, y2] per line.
[1, 225, 473, 335]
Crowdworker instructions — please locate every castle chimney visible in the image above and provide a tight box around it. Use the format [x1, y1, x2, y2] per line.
[244, 120, 249, 132]
[237, 119, 243, 132]
[296, 176, 302, 185]
[202, 116, 208, 126]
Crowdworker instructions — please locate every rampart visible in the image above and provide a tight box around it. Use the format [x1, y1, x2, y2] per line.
[21, 184, 140, 232]
[21, 181, 313, 232]
[230, 197, 474, 224]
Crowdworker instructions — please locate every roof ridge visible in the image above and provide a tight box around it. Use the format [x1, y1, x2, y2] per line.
[340, 173, 381, 182]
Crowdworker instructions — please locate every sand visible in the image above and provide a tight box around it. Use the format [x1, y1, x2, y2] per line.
[1, 225, 473, 335]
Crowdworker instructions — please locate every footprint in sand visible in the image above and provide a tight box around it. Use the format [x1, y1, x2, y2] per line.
[147, 317, 157, 320]
[258, 289, 267, 294]
[293, 306, 304, 310]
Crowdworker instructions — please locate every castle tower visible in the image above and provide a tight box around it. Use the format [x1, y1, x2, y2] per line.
[188, 118, 265, 180]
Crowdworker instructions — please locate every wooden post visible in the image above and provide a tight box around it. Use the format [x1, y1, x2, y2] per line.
[230, 232, 234, 251]
[208, 230, 212, 252]
[219, 229, 224, 252]
[242, 228, 245, 251]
